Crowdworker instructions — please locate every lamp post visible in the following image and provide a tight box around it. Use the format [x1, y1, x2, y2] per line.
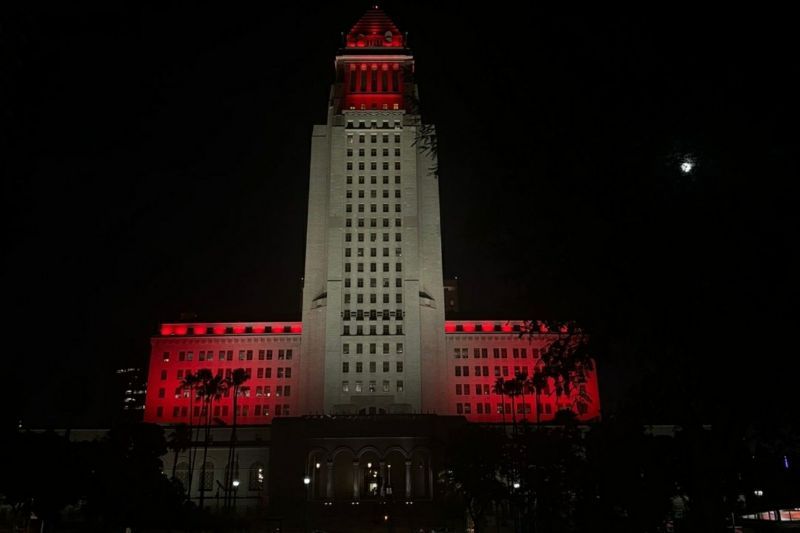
[303, 475, 312, 533]
[232, 479, 240, 511]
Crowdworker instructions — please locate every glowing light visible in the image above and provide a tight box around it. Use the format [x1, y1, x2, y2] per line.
[367, 462, 372, 468]
[513, 482, 520, 489]
[501, 323, 513, 332]
[193, 325, 207, 335]
[174, 325, 188, 336]
[681, 155, 695, 174]
[252, 325, 266, 334]
[444, 323, 456, 333]
[315, 462, 321, 469]
[754, 489, 764, 497]
[232, 480, 240, 488]
[303, 476, 311, 485]
[481, 322, 495, 332]
[463, 323, 475, 333]
[212, 325, 226, 335]
[160, 325, 173, 336]
[232, 325, 246, 334]
[290, 324, 302, 333]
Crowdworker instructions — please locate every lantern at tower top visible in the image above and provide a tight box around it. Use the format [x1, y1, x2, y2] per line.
[345, 6, 405, 49]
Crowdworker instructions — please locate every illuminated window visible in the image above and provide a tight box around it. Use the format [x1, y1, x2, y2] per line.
[397, 380, 404, 392]
[355, 381, 363, 392]
[342, 381, 349, 392]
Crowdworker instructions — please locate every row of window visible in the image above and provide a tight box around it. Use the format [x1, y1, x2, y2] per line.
[343, 342, 404, 355]
[343, 325, 404, 336]
[343, 307, 404, 318]
[344, 285, 401, 304]
[346, 230, 403, 241]
[453, 347, 540, 359]
[455, 365, 538, 377]
[344, 264, 402, 275]
[346, 190, 402, 201]
[347, 148, 401, 157]
[343, 361, 404, 373]
[344, 279, 404, 293]
[455, 384, 491, 395]
[169, 349, 294, 363]
[347, 162, 401, 171]
[345, 244, 402, 258]
[346, 218, 403, 229]
[345, 128, 402, 137]
[346, 175, 402, 185]
[342, 380, 404, 393]
[345, 203, 402, 214]
[456, 403, 563, 415]
[153, 404, 290, 418]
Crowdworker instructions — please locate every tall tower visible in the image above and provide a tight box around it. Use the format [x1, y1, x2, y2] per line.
[299, 7, 446, 415]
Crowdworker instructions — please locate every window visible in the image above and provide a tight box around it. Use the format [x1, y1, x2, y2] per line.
[160, 370, 167, 380]
[383, 380, 390, 392]
[369, 361, 376, 372]
[369, 380, 376, 392]
[396, 343, 403, 354]
[356, 362, 363, 373]
[342, 381, 349, 392]
[355, 381, 363, 392]
[397, 380, 404, 392]
[383, 361, 390, 372]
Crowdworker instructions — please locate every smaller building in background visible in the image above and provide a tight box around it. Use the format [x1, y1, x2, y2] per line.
[116, 367, 146, 421]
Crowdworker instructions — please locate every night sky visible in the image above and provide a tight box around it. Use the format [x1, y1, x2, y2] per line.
[5, 3, 798, 428]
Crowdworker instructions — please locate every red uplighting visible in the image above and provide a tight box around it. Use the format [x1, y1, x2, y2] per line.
[290, 324, 302, 334]
[444, 323, 456, 333]
[539, 323, 549, 333]
[273, 325, 285, 333]
[193, 325, 206, 335]
[160, 325, 173, 336]
[174, 325, 188, 336]
[213, 325, 226, 335]
[252, 325, 265, 334]
[463, 323, 475, 333]
[501, 324, 513, 332]
[481, 322, 495, 332]
[232, 325, 246, 334]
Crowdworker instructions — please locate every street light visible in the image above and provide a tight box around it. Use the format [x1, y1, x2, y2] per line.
[232, 480, 240, 511]
[303, 475, 312, 533]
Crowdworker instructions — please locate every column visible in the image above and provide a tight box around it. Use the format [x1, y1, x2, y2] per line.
[326, 461, 334, 500]
[379, 461, 386, 497]
[352, 461, 360, 500]
[405, 460, 412, 499]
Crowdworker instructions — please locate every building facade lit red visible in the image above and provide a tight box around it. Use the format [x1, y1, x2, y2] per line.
[143, 7, 600, 428]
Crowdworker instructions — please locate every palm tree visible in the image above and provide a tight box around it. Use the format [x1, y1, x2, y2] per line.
[517, 371, 535, 424]
[178, 371, 200, 497]
[224, 368, 250, 510]
[492, 378, 507, 430]
[195, 369, 226, 509]
[503, 379, 521, 435]
[167, 423, 192, 482]
[529, 366, 548, 426]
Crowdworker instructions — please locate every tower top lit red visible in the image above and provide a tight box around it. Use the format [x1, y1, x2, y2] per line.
[345, 6, 405, 49]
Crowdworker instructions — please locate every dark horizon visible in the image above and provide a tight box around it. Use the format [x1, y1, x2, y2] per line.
[5, 3, 797, 428]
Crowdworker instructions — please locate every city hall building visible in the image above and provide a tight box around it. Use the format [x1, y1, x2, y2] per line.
[141, 6, 601, 518]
